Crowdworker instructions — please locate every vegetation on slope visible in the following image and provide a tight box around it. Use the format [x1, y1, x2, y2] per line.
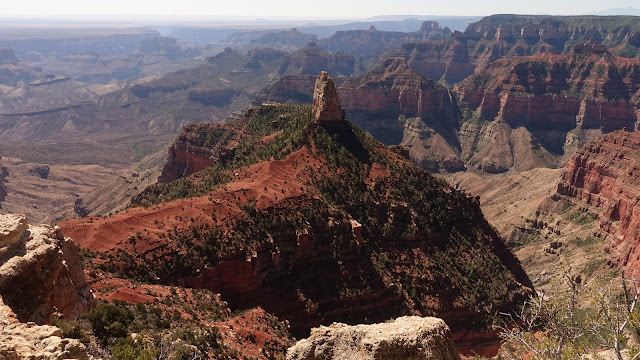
[121, 104, 531, 334]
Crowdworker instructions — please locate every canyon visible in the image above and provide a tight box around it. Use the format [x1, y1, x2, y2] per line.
[388, 15, 640, 84]
[5, 13, 640, 359]
[59, 74, 533, 356]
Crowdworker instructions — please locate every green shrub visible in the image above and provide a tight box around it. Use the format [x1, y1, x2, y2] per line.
[110, 339, 156, 360]
[86, 302, 132, 343]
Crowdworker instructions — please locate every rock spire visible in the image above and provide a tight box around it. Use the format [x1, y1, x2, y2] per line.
[312, 71, 345, 124]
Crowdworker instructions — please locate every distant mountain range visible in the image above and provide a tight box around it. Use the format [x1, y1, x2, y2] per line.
[589, 7, 640, 16]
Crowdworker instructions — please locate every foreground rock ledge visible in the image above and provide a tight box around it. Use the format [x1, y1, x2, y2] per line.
[0, 296, 89, 360]
[0, 213, 95, 323]
[286, 316, 461, 360]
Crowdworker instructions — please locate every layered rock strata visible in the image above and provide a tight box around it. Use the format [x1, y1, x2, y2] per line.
[556, 130, 640, 275]
[318, 21, 451, 58]
[388, 15, 640, 84]
[279, 43, 355, 77]
[286, 316, 460, 360]
[453, 41, 640, 173]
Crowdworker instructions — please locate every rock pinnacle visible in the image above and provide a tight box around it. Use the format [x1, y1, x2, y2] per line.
[312, 71, 345, 124]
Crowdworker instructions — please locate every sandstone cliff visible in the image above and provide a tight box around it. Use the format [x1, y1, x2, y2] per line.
[387, 15, 640, 85]
[556, 130, 640, 275]
[453, 41, 640, 173]
[286, 316, 460, 360]
[158, 121, 250, 182]
[0, 214, 95, 324]
[387, 40, 476, 84]
[341, 57, 463, 171]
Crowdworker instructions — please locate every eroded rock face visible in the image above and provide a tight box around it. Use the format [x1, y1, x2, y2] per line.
[157, 121, 250, 183]
[286, 316, 460, 360]
[388, 15, 640, 85]
[453, 42, 640, 173]
[312, 71, 345, 124]
[0, 296, 90, 360]
[556, 130, 640, 275]
[0, 214, 95, 324]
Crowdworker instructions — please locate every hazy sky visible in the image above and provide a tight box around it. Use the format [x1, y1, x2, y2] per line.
[4, 0, 640, 19]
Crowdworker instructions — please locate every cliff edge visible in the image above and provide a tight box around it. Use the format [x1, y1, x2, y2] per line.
[0, 214, 95, 324]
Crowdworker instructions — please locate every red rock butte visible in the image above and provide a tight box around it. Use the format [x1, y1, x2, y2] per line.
[312, 71, 346, 124]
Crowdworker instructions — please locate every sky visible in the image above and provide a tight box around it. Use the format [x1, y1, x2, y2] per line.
[3, 0, 640, 20]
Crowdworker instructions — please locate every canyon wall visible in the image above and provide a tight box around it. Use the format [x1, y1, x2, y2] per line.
[453, 41, 640, 173]
[556, 130, 640, 275]
[388, 15, 640, 84]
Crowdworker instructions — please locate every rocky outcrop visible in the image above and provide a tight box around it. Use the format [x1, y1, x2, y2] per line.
[0, 296, 90, 360]
[556, 130, 640, 275]
[0, 214, 95, 324]
[29, 165, 50, 179]
[312, 72, 345, 124]
[0, 166, 7, 206]
[286, 316, 460, 360]
[63, 103, 533, 356]
[157, 121, 250, 182]
[255, 59, 464, 171]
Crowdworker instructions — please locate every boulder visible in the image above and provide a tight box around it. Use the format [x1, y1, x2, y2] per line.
[286, 316, 460, 360]
[0, 214, 95, 324]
